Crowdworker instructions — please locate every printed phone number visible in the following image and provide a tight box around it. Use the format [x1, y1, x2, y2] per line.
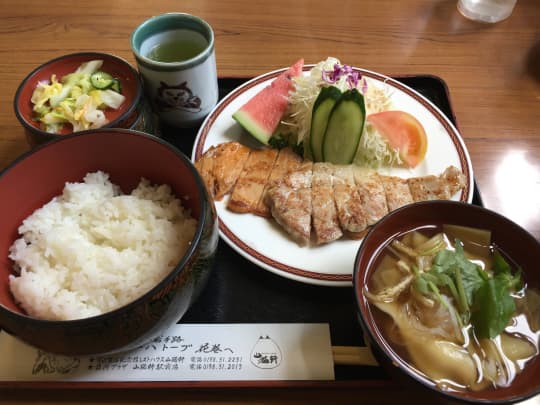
[190, 356, 243, 371]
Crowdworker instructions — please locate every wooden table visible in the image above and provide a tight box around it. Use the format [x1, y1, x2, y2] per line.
[1, 0, 539, 403]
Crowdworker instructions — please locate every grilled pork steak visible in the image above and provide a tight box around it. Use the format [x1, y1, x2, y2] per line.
[195, 142, 466, 245]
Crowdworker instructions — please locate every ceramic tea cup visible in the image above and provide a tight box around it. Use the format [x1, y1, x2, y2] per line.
[131, 13, 218, 128]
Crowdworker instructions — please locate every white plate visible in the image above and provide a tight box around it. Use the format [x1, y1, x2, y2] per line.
[192, 66, 474, 287]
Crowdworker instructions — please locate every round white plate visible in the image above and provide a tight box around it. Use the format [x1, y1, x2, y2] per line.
[192, 66, 474, 287]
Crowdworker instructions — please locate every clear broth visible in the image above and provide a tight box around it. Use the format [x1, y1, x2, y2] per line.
[367, 225, 539, 392]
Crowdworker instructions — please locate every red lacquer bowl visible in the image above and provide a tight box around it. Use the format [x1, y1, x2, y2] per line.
[14, 52, 144, 147]
[0, 129, 217, 355]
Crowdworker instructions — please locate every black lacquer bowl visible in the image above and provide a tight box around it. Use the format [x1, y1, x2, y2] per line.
[353, 200, 540, 404]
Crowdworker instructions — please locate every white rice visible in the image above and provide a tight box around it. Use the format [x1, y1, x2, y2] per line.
[8, 171, 197, 321]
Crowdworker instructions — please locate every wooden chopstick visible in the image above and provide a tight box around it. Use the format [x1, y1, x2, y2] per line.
[332, 345, 379, 366]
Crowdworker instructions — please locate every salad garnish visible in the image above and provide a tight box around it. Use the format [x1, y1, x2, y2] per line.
[232, 56, 427, 169]
[280, 57, 400, 167]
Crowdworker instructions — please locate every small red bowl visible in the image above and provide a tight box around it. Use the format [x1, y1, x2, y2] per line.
[354, 200, 540, 404]
[14, 52, 144, 147]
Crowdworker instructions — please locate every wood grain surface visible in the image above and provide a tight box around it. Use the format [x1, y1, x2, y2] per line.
[0, 0, 539, 403]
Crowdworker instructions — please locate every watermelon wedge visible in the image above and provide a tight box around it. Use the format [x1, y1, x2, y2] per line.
[232, 59, 304, 145]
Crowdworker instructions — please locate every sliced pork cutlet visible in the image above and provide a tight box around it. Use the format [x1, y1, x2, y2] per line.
[194, 145, 217, 199]
[194, 142, 251, 200]
[227, 148, 279, 213]
[441, 165, 467, 196]
[408, 165, 466, 201]
[210, 142, 251, 201]
[254, 147, 303, 217]
[332, 165, 368, 239]
[379, 175, 415, 211]
[352, 168, 389, 226]
[266, 161, 313, 245]
[311, 163, 343, 244]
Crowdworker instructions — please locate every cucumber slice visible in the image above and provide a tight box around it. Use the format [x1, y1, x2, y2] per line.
[90, 71, 114, 89]
[111, 78, 122, 93]
[322, 89, 366, 165]
[309, 86, 342, 162]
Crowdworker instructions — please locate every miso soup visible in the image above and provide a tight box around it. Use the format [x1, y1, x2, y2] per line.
[365, 224, 540, 392]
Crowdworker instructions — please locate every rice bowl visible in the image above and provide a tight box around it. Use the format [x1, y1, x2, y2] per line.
[0, 129, 217, 355]
[9, 171, 197, 321]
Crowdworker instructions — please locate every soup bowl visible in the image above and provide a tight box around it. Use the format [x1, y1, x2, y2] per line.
[14, 52, 156, 147]
[0, 129, 218, 355]
[353, 200, 540, 404]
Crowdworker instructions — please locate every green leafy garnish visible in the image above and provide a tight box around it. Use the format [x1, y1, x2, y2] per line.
[417, 240, 483, 323]
[493, 250, 522, 290]
[415, 239, 521, 339]
[268, 134, 290, 149]
[268, 132, 304, 156]
[471, 278, 516, 339]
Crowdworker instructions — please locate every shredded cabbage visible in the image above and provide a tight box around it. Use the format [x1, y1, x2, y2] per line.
[30, 60, 126, 134]
[354, 123, 402, 168]
[99, 89, 126, 110]
[281, 57, 399, 167]
[281, 57, 342, 147]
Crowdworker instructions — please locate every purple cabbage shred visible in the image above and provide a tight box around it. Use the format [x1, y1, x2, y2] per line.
[361, 78, 368, 94]
[322, 63, 362, 90]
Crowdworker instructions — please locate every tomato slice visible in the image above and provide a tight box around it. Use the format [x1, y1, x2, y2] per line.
[367, 110, 428, 168]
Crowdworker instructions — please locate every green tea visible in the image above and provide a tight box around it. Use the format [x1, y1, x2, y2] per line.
[146, 31, 208, 63]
